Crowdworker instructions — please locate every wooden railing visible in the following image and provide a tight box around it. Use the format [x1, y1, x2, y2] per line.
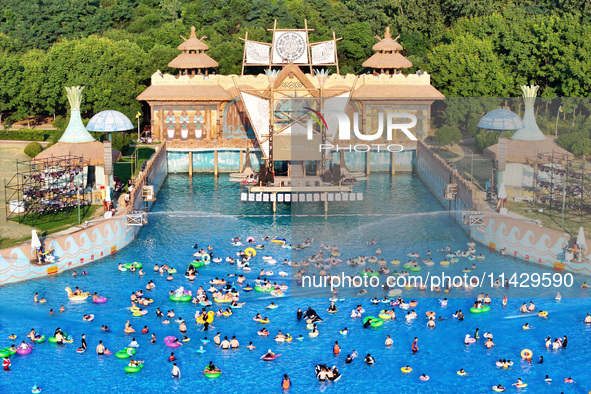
[129, 141, 167, 210]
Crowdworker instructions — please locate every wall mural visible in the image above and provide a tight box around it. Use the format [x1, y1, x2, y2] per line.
[157, 106, 215, 141]
[223, 99, 253, 140]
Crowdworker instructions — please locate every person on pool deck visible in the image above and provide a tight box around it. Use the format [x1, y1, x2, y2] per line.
[412, 337, 419, 352]
[171, 363, 180, 378]
[364, 353, 375, 364]
[96, 340, 105, 355]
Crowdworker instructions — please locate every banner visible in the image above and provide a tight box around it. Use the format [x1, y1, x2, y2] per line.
[241, 92, 270, 158]
[272, 31, 309, 64]
[311, 41, 336, 65]
[245, 41, 271, 65]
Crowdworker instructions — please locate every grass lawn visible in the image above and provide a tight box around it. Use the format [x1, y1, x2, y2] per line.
[506, 200, 588, 236]
[114, 146, 155, 186]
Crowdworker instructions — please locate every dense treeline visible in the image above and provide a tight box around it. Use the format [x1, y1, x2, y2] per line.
[2, 0, 591, 152]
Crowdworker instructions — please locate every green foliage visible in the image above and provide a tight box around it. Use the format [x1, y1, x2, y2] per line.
[557, 130, 591, 156]
[475, 130, 515, 152]
[24, 141, 43, 157]
[434, 125, 462, 146]
[0, 129, 46, 141]
[111, 132, 132, 152]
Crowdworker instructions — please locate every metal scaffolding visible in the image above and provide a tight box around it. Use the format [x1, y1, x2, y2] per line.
[4, 154, 90, 226]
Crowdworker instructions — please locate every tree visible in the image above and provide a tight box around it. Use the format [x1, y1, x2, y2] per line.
[24, 141, 43, 157]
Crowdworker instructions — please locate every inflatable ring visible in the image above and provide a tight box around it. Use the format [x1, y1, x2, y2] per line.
[379, 311, 391, 320]
[420, 375, 430, 381]
[363, 316, 383, 328]
[168, 268, 177, 274]
[401, 367, 412, 373]
[409, 266, 422, 272]
[124, 363, 143, 373]
[391, 260, 400, 265]
[245, 248, 257, 257]
[191, 261, 205, 268]
[515, 383, 527, 388]
[492, 386, 505, 392]
[457, 371, 467, 376]
[521, 349, 533, 359]
[469, 305, 491, 313]
[426, 311, 436, 317]
[538, 311, 548, 317]
[204, 370, 221, 378]
[124, 328, 135, 333]
[202, 254, 210, 262]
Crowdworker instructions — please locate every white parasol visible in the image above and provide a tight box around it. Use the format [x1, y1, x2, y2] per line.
[31, 230, 41, 250]
[577, 226, 586, 248]
[105, 186, 111, 202]
[498, 183, 507, 199]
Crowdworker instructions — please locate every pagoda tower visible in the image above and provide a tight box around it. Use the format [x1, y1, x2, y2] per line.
[362, 27, 412, 75]
[168, 26, 219, 76]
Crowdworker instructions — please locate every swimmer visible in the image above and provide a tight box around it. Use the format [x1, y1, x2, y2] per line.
[142, 326, 149, 334]
[364, 353, 375, 365]
[485, 338, 495, 349]
[340, 327, 348, 335]
[169, 352, 176, 361]
[151, 333, 157, 344]
[426, 318, 435, 328]
[59, 305, 65, 313]
[494, 384, 505, 392]
[412, 337, 418, 352]
[512, 378, 524, 386]
[385, 335, 393, 346]
[171, 363, 181, 378]
[523, 323, 532, 330]
[34, 293, 39, 303]
[585, 313, 591, 323]
[247, 342, 256, 351]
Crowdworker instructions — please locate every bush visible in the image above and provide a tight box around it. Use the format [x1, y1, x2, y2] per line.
[24, 141, 43, 157]
[475, 130, 515, 152]
[0, 129, 46, 141]
[111, 132, 132, 153]
[434, 125, 462, 146]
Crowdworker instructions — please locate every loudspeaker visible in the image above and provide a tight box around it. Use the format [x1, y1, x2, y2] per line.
[332, 164, 341, 183]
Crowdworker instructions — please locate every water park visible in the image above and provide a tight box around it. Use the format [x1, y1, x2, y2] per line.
[1, 20, 591, 394]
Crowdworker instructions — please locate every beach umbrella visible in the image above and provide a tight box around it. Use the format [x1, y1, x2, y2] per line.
[31, 230, 41, 250]
[498, 184, 507, 199]
[577, 227, 586, 248]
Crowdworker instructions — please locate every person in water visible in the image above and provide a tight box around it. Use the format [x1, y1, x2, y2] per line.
[412, 337, 419, 352]
[281, 374, 291, 390]
[364, 353, 375, 364]
[171, 363, 181, 378]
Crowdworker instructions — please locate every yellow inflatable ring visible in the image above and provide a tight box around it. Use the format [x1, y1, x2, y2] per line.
[245, 248, 257, 257]
[538, 311, 548, 317]
[124, 328, 135, 333]
[426, 311, 436, 317]
[401, 367, 412, 373]
[457, 371, 466, 376]
[521, 349, 533, 359]
[391, 260, 400, 265]
[259, 319, 270, 324]
[379, 312, 391, 320]
[132, 312, 142, 316]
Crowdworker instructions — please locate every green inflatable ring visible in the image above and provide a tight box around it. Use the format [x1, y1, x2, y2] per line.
[254, 285, 265, 292]
[123, 262, 142, 270]
[169, 294, 192, 302]
[363, 316, 384, 328]
[48, 337, 57, 343]
[204, 371, 221, 378]
[360, 269, 379, 277]
[0, 350, 9, 357]
[124, 363, 143, 373]
[116, 347, 136, 359]
[402, 263, 411, 269]
[34, 335, 45, 343]
[408, 266, 421, 272]
[469, 305, 491, 314]
[191, 261, 205, 268]
[168, 268, 177, 274]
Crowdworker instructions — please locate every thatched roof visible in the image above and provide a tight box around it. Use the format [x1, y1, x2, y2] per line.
[168, 52, 219, 69]
[372, 27, 404, 52]
[178, 27, 210, 51]
[362, 52, 412, 69]
[35, 141, 121, 167]
[137, 84, 231, 101]
[484, 139, 573, 164]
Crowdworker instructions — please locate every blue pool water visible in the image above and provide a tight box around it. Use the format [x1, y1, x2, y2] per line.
[1, 173, 590, 393]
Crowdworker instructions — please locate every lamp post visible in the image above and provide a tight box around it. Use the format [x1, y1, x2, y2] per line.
[136, 112, 142, 141]
[77, 188, 81, 225]
[555, 105, 562, 137]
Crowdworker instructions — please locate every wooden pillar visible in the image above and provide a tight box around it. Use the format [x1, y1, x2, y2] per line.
[214, 150, 218, 178]
[390, 151, 396, 177]
[366, 151, 371, 176]
[324, 193, 328, 216]
[239, 151, 244, 172]
[188, 151, 193, 178]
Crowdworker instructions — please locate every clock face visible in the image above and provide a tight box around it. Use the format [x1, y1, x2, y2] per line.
[275, 32, 307, 61]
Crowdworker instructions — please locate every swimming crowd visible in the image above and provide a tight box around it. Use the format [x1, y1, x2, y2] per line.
[3, 237, 588, 391]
